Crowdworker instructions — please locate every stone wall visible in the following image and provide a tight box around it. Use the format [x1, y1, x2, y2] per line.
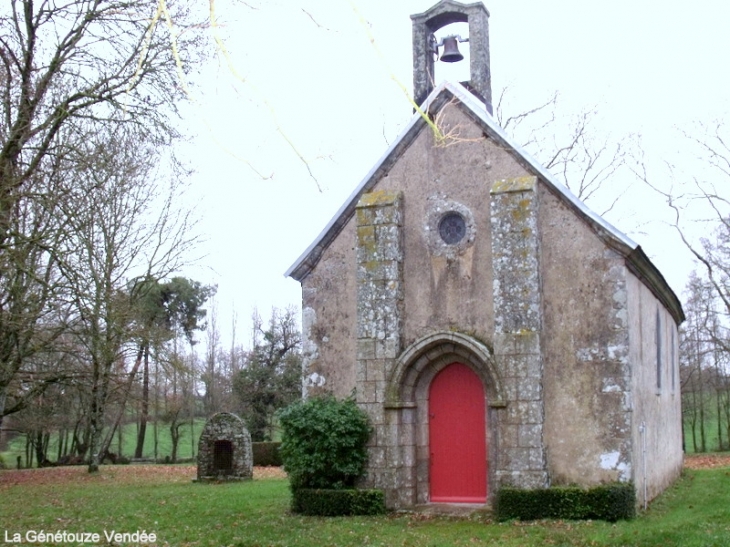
[539, 184, 634, 486]
[627, 275, 683, 506]
[300, 220, 358, 400]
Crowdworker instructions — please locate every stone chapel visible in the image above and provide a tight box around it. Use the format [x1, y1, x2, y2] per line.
[285, 0, 684, 510]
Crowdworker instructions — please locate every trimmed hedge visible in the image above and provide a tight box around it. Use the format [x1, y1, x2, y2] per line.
[252, 442, 282, 467]
[494, 483, 636, 522]
[291, 488, 386, 516]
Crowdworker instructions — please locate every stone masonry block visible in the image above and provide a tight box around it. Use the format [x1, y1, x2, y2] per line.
[401, 408, 416, 425]
[356, 224, 376, 245]
[368, 446, 386, 468]
[517, 424, 543, 448]
[375, 380, 388, 403]
[517, 380, 542, 401]
[355, 207, 375, 227]
[398, 466, 416, 489]
[416, 459, 429, 485]
[364, 402, 385, 426]
[500, 354, 541, 378]
[505, 401, 543, 425]
[366, 359, 385, 382]
[357, 339, 376, 361]
[375, 339, 400, 360]
[498, 423, 519, 448]
[357, 189, 402, 209]
[356, 360, 367, 383]
[503, 447, 538, 472]
[401, 444, 416, 468]
[386, 445, 401, 467]
[495, 470, 548, 490]
[358, 260, 399, 282]
[493, 332, 541, 355]
[383, 423, 400, 449]
[500, 378, 518, 400]
[491, 176, 538, 195]
[397, 487, 415, 508]
[374, 206, 402, 226]
[360, 381, 377, 404]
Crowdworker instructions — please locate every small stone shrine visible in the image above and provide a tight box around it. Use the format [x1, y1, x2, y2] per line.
[196, 412, 253, 482]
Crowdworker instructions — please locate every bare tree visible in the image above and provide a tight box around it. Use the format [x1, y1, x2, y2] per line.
[57, 126, 198, 472]
[634, 119, 730, 318]
[495, 88, 634, 216]
[680, 272, 717, 452]
[0, 0, 205, 433]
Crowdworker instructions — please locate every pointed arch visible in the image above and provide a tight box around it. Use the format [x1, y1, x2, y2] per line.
[385, 331, 505, 409]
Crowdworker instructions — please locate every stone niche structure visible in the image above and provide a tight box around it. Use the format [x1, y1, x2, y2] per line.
[197, 412, 253, 482]
[285, 0, 685, 510]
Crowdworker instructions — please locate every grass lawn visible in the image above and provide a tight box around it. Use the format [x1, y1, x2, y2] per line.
[1, 459, 730, 547]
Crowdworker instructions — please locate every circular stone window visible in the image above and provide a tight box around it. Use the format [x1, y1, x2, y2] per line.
[438, 212, 467, 245]
[424, 198, 476, 258]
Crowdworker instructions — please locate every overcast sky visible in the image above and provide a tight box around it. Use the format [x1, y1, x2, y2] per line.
[176, 0, 730, 346]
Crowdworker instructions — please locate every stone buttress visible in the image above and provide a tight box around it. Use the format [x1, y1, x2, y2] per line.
[354, 190, 406, 506]
[490, 176, 549, 489]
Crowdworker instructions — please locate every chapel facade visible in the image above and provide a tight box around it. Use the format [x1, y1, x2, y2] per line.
[286, 0, 684, 509]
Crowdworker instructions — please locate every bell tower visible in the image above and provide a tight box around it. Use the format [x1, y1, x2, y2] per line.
[411, 0, 492, 114]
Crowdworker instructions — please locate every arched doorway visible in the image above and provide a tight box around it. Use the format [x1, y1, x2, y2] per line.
[429, 362, 487, 503]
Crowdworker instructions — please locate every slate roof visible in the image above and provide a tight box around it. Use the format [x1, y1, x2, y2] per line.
[285, 81, 684, 324]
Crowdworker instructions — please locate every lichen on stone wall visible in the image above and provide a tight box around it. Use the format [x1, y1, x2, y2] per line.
[355, 191, 406, 505]
[490, 175, 548, 489]
[300, 306, 321, 398]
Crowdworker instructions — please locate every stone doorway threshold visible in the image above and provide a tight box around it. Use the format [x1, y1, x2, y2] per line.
[410, 503, 491, 517]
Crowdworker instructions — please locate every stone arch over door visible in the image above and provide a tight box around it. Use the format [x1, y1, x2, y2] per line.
[384, 331, 504, 506]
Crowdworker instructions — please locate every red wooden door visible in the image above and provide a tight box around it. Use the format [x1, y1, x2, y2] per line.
[429, 362, 487, 503]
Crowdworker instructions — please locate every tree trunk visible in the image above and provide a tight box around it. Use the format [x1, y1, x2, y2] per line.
[190, 414, 195, 459]
[87, 358, 112, 473]
[117, 419, 123, 456]
[34, 430, 45, 467]
[724, 381, 730, 450]
[25, 433, 33, 468]
[99, 345, 145, 459]
[57, 429, 64, 461]
[154, 358, 159, 461]
[170, 422, 179, 463]
[135, 345, 150, 458]
[0, 391, 6, 437]
[717, 388, 723, 451]
[698, 364, 706, 452]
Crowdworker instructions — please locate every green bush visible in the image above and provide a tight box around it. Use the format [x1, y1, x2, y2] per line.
[252, 442, 282, 466]
[0, 454, 5, 470]
[277, 396, 371, 491]
[494, 483, 636, 522]
[291, 488, 386, 516]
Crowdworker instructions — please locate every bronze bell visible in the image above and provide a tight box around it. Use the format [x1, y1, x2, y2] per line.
[440, 36, 464, 63]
